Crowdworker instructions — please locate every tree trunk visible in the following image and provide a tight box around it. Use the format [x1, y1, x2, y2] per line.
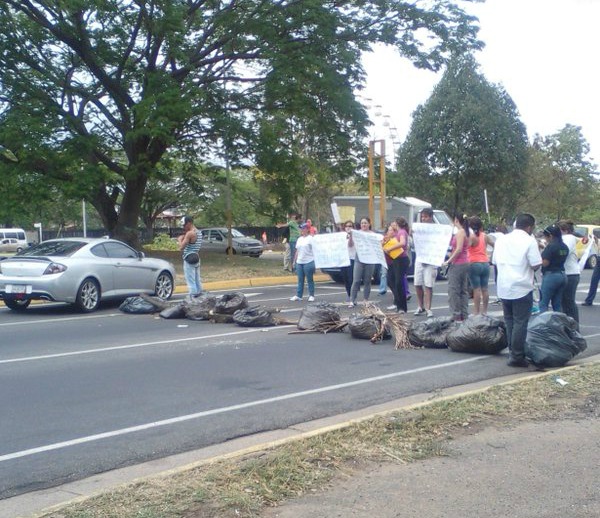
[114, 173, 149, 249]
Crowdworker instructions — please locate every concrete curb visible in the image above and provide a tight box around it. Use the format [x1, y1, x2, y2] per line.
[175, 273, 331, 293]
[0, 274, 332, 307]
[7, 354, 600, 518]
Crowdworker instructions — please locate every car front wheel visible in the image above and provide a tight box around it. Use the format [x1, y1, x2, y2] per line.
[75, 278, 100, 312]
[4, 298, 31, 311]
[587, 254, 598, 269]
[154, 271, 174, 299]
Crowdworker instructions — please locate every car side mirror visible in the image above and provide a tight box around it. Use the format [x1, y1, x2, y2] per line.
[137, 251, 145, 259]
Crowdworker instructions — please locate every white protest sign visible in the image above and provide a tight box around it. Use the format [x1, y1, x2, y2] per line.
[312, 232, 350, 268]
[412, 223, 452, 266]
[578, 236, 594, 273]
[351, 230, 386, 267]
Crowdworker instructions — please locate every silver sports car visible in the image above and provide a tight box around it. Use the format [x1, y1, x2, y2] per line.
[0, 238, 175, 312]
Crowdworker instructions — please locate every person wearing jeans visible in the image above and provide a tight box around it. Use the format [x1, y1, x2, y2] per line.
[558, 220, 580, 325]
[539, 224, 568, 313]
[177, 215, 203, 298]
[290, 223, 315, 301]
[492, 213, 542, 367]
[582, 258, 600, 306]
[349, 217, 378, 307]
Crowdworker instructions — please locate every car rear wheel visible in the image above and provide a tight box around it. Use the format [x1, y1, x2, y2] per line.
[75, 278, 100, 312]
[4, 298, 31, 311]
[154, 271, 174, 299]
[587, 254, 598, 269]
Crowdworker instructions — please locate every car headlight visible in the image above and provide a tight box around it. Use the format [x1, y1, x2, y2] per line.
[43, 262, 68, 275]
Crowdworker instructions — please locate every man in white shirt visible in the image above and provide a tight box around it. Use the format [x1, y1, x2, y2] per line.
[493, 213, 542, 367]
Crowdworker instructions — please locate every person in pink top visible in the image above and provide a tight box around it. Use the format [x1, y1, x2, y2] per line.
[468, 216, 494, 315]
[443, 213, 470, 321]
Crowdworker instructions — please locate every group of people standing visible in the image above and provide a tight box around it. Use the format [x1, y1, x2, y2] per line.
[342, 216, 411, 312]
[444, 214, 496, 322]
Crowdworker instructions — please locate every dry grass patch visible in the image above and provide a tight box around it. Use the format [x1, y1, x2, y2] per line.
[41, 363, 600, 518]
[144, 249, 292, 284]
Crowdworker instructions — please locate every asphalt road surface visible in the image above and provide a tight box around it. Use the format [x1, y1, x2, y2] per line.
[1, 272, 599, 500]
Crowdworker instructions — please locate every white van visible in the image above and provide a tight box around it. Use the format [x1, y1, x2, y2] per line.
[0, 228, 29, 253]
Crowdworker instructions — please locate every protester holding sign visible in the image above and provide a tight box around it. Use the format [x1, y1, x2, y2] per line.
[341, 221, 356, 302]
[412, 208, 452, 318]
[349, 217, 382, 307]
[384, 218, 410, 313]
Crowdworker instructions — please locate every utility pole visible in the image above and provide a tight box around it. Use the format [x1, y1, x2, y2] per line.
[368, 139, 386, 230]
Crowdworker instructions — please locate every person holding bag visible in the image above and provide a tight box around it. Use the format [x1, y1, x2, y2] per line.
[177, 215, 202, 299]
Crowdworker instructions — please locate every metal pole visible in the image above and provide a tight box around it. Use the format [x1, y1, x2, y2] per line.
[379, 140, 386, 229]
[368, 141, 375, 225]
[82, 200, 87, 237]
[225, 144, 233, 257]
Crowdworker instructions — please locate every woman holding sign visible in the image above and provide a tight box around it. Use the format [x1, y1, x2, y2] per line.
[384, 218, 410, 312]
[349, 217, 379, 307]
[340, 220, 356, 302]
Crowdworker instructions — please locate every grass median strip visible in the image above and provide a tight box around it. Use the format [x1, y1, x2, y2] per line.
[40, 362, 600, 518]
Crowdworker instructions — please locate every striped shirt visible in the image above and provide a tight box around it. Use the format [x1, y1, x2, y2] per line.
[183, 230, 202, 259]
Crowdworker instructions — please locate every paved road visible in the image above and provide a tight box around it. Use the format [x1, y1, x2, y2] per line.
[1, 273, 599, 502]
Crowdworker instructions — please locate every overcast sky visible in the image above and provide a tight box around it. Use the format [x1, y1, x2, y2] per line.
[361, 0, 599, 167]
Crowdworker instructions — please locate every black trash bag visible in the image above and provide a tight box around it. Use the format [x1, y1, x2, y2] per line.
[408, 316, 458, 349]
[119, 296, 158, 314]
[184, 294, 217, 321]
[297, 302, 340, 331]
[447, 314, 507, 354]
[214, 292, 249, 315]
[348, 315, 391, 340]
[233, 307, 276, 327]
[525, 311, 587, 368]
[159, 303, 187, 319]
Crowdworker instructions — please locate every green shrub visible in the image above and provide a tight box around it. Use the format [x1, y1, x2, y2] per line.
[148, 233, 179, 251]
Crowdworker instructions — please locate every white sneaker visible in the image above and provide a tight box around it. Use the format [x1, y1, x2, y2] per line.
[290, 296, 301, 301]
[386, 305, 397, 311]
[414, 307, 425, 316]
[348, 302, 355, 307]
[426, 310, 434, 318]
[308, 296, 315, 302]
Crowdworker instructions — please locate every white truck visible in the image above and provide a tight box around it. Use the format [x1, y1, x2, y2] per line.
[322, 196, 452, 283]
[332, 195, 451, 230]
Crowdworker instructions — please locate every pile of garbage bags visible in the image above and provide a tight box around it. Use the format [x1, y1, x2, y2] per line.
[119, 292, 279, 328]
[408, 316, 458, 349]
[525, 311, 587, 367]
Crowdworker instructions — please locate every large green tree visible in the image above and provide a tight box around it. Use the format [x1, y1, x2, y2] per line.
[0, 1, 482, 245]
[396, 53, 528, 217]
[521, 125, 599, 223]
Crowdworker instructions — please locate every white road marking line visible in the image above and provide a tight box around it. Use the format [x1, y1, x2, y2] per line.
[0, 327, 295, 365]
[0, 313, 122, 327]
[0, 356, 487, 463]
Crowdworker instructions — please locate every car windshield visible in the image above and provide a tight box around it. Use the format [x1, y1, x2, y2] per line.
[230, 229, 245, 237]
[18, 240, 87, 257]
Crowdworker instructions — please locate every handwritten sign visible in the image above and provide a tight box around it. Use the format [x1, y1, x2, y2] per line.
[578, 237, 594, 273]
[351, 230, 386, 267]
[312, 232, 351, 268]
[412, 223, 452, 266]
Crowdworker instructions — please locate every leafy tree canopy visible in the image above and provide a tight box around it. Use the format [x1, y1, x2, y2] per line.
[396, 53, 528, 218]
[0, 0, 482, 245]
[522, 125, 600, 224]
